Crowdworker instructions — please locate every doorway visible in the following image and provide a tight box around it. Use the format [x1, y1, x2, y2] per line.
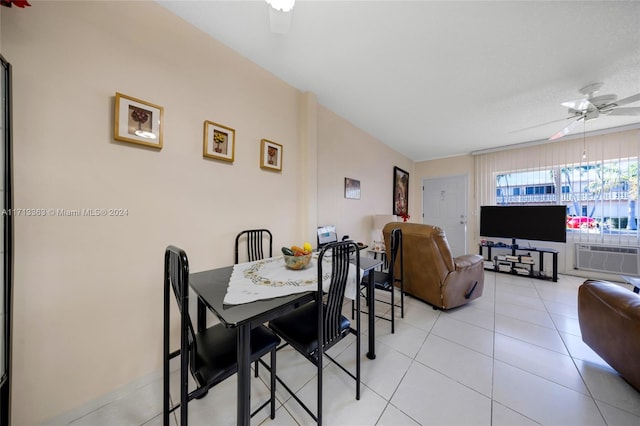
[422, 174, 468, 257]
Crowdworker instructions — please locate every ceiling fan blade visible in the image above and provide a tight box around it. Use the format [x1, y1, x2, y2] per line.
[549, 117, 583, 141]
[561, 98, 595, 111]
[605, 107, 640, 116]
[508, 116, 575, 134]
[613, 93, 640, 107]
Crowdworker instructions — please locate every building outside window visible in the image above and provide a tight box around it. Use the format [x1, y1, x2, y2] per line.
[494, 157, 638, 235]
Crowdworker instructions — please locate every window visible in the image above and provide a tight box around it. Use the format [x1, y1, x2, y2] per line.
[493, 160, 638, 235]
[474, 128, 640, 246]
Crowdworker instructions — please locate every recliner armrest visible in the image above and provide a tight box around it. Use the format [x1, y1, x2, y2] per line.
[578, 279, 640, 391]
[454, 254, 483, 270]
[580, 280, 640, 322]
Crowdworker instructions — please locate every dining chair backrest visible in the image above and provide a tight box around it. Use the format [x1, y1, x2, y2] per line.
[235, 229, 273, 264]
[166, 246, 195, 345]
[388, 228, 403, 285]
[165, 246, 200, 370]
[164, 245, 196, 424]
[317, 240, 360, 348]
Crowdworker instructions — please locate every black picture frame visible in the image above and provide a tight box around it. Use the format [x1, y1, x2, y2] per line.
[344, 177, 361, 199]
[393, 166, 409, 217]
[0, 54, 13, 426]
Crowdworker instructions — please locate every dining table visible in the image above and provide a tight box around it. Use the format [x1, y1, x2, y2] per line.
[190, 254, 383, 426]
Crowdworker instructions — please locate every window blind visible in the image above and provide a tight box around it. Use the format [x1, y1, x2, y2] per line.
[474, 126, 640, 247]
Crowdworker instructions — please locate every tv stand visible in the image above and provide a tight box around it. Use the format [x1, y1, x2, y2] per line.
[479, 241, 558, 282]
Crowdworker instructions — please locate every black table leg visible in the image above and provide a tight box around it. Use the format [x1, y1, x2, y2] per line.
[237, 324, 251, 426]
[366, 271, 376, 360]
[197, 297, 206, 332]
[356, 275, 361, 398]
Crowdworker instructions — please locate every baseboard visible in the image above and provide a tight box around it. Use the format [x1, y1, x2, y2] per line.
[41, 362, 177, 426]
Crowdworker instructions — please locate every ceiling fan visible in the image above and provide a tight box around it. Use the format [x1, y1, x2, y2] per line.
[548, 82, 640, 140]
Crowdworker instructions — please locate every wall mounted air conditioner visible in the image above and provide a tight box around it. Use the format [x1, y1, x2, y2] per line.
[575, 243, 640, 276]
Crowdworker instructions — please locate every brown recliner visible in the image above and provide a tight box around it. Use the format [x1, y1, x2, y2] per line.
[578, 280, 640, 391]
[382, 222, 484, 309]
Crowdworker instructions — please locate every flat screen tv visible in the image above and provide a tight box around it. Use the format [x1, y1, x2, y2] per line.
[480, 205, 567, 243]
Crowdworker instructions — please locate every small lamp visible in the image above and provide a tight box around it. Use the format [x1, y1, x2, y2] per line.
[371, 214, 397, 251]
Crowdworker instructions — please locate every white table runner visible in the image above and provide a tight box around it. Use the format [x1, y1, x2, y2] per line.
[223, 253, 360, 305]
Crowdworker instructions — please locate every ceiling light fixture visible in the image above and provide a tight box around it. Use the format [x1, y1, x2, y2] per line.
[266, 0, 295, 12]
[266, 0, 295, 34]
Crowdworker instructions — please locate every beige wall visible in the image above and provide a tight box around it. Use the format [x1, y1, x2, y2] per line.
[317, 106, 415, 245]
[1, 2, 414, 424]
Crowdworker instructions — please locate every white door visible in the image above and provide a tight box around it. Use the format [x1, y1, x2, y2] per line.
[422, 175, 468, 257]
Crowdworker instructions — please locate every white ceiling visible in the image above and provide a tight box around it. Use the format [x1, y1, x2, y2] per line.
[157, 0, 640, 161]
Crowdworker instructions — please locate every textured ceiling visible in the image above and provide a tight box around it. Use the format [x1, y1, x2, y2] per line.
[158, 0, 640, 161]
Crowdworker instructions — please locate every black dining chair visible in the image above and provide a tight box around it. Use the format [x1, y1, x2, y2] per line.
[163, 245, 281, 426]
[234, 228, 273, 377]
[353, 228, 404, 333]
[268, 240, 361, 425]
[235, 229, 273, 264]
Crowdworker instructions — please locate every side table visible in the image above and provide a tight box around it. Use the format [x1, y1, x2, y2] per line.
[367, 248, 387, 271]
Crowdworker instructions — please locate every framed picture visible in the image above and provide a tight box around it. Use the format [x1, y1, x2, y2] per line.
[114, 92, 163, 149]
[344, 178, 361, 199]
[260, 139, 283, 171]
[203, 120, 235, 162]
[393, 166, 409, 217]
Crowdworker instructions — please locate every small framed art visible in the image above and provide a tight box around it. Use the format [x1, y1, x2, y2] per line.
[114, 92, 163, 149]
[203, 120, 235, 162]
[344, 178, 361, 199]
[393, 166, 409, 216]
[260, 139, 283, 171]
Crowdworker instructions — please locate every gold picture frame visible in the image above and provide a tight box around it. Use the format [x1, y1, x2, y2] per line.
[260, 139, 283, 171]
[114, 92, 164, 149]
[203, 120, 235, 162]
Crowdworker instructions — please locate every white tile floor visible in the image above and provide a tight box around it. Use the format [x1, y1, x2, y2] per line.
[69, 272, 640, 425]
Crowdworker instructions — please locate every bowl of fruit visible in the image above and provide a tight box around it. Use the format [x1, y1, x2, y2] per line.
[282, 242, 313, 270]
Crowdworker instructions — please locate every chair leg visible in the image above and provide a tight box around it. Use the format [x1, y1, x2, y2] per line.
[356, 301, 361, 401]
[391, 284, 395, 334]
[270, 349, 276, 419]
[400, 282, 405, 318]
[255, 360, 259, 378]
[317, 352, 323, 426]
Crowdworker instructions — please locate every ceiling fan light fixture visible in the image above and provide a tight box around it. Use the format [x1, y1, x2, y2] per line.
[266, 0, 295, 12]
[266, 0, 295, 34]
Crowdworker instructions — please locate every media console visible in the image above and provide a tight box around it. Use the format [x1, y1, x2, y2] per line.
[479, 242, 558, 282]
